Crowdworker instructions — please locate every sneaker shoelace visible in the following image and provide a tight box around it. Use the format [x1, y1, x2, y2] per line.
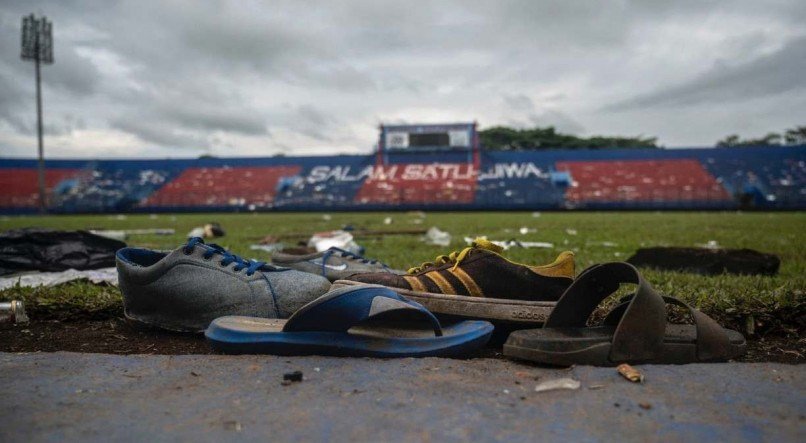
[184, 237, 267, 276]
[322, 247, 389, 268]
[407, 238, 503, 274]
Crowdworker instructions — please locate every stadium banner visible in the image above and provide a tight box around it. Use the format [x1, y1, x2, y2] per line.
[0, 145, 804, 213]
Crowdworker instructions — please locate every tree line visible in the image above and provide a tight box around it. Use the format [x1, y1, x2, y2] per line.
[716, 126, 806, 147]
[478, 125, 805, 150]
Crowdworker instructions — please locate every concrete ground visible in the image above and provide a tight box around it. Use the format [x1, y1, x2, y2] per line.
[0, 352, 803, 442]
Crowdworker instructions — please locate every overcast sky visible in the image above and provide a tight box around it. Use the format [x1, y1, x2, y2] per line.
[0, 0, 804, 158]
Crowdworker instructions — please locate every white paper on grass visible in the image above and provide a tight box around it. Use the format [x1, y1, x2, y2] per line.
[0, 268, 118, 290]
[464, 237, 553, 250]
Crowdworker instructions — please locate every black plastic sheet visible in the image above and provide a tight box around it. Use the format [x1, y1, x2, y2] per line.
[0, 228, 127, 276]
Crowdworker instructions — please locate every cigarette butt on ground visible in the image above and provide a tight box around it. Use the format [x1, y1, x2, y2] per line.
[617, 363, 644, 383]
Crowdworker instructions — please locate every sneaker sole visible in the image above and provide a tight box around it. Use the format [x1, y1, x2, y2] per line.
[332, 280, 555, 325]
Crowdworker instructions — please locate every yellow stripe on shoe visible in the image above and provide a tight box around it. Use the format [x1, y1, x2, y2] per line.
[529, 251, 575, 278]
[424, 271, 455, 294]
[403, 275, 427, 292]
[447, 266, 484, 297]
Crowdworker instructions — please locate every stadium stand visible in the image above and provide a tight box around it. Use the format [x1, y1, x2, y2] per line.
[52, 162, 177, 213]
[556, 159, 731, 208]
[144, 165, 301, 209]
[0, 167, 78, 210]
[0, 146, 803, 212]
[475, 152, 566, 209]
[273, 157, 371, 209]
[354, 163, 476, 206]
[699, 149, 806, 209]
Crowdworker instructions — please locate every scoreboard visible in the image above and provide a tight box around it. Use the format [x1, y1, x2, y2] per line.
[380, 123, 477, 152]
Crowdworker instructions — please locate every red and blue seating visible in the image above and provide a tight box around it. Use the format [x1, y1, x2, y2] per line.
[0, 146, 803, 212]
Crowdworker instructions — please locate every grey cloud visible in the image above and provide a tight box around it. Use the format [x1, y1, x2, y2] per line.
[607, 37, 806, 110]
[286, 104, 339, 141]
[158, 104, 268, 136]
[502, 94, 585, 134]
[503, 94, 535, 113]
[0, 0, 804, 155]
[109, 117, 206, 150]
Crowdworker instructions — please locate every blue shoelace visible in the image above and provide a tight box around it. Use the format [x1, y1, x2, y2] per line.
[322, 247, 389, 268]
[184, 237, 266, 276]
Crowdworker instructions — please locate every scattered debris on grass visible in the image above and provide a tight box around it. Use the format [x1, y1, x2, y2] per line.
[423, 227, 451, 247]
[308, 230, 363, 254]
[0, 228, 124, 275]
[534, 378, 580, 393]
[617, 364, 644, 383]
[696, 240, 721, 250]
[465, 237, 553, 250]
[565, 228, 578, 236]
[0, 268, 118, 290]
[187, 223, 225, 239]
[90, 229, 175, 241]
[0, 300, 28, 324]
[250, 243, 284, 253]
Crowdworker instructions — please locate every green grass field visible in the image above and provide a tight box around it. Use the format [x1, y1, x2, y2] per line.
[1, 211, 804, 339]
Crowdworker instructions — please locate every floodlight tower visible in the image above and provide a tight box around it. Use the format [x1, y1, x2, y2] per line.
[21, 14, 54, 213]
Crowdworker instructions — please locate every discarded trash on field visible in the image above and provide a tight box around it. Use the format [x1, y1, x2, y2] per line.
[423, 227, 452, 247]
[187, 223, 225, 239]
[565, 228, 578, 236]
[90, 228, 175, 241]
[696, 240, 721, 249]
[0, 228, 125, 275]
[0, 267, 118, 290]
[534, 378, 581, 393]
[0, 300, 29, 324]
[308, 230, 363, 254]
[250, 243, 285, 254]
[464, 237, 553, 250]
[617, 363, 644, 383]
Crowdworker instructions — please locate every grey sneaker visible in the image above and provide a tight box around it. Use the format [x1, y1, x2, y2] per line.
[271, 247, 403, 282]
[116, 237, 332, 332]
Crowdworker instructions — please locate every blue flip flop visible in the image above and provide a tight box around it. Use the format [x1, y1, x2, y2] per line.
[205, 285, 494, 357]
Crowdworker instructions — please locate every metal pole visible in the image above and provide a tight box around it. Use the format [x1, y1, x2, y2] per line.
[35, 26, 46, 213]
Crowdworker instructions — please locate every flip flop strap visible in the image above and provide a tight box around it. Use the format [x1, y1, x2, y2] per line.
[545, 262, 667, 362]
[604, 294, 732, 361]
[282, 286, 443, 336]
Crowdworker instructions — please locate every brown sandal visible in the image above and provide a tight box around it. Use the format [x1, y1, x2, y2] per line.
[503, 262, 746, 366]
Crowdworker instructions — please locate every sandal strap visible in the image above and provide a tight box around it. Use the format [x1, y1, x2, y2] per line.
[283, 286, 443, 336]
[546, 262, 667, 362]
[605, 294, 732, 361]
